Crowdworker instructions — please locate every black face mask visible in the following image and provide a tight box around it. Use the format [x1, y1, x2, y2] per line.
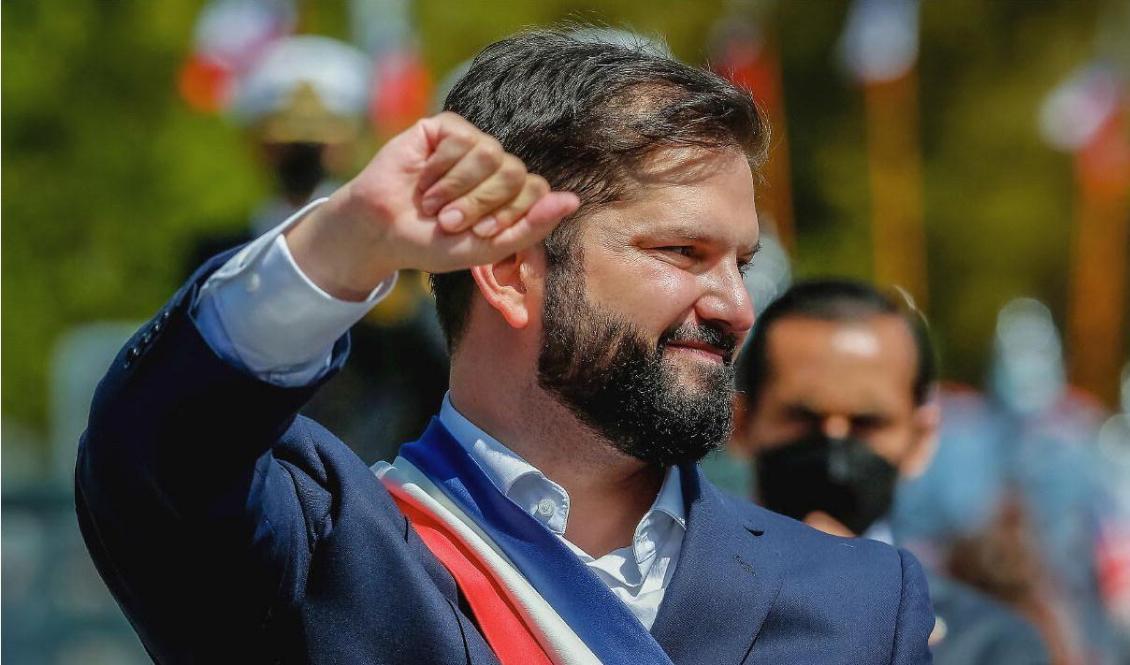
[755, 433, 898, 536]
[274, 142, 327, 202]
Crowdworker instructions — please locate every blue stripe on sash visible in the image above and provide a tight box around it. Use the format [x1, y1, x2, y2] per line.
[400, 419, 675, 665]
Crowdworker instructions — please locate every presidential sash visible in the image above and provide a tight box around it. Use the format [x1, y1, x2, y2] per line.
[373, 419, 675, 665]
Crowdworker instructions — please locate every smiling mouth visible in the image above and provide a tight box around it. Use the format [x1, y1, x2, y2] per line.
[665, 342, 728, 363]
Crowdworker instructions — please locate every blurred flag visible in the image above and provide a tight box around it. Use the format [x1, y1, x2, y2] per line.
[1040, 63, 1130, 405]
[838, 0, 919, 84]
[710, 14, 795, 251]
[369, 49, 432, 140]
[178, 0, 297, 113]
[349, 0, 432, 140]
[1096, 367, 1130, 631]
[838, 0, 928, 309]
[1097, 523, 1130, 631]
[1039, 64, 1123, 154]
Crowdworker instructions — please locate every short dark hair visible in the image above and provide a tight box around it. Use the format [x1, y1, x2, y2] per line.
[739, 279, 937, 406]
[429, 27, 770, 348]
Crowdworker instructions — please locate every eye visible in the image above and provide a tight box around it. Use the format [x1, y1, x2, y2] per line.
[659, 246, 695, 258]
[851, 415, 887, 433]
[737, 258, 753, 276]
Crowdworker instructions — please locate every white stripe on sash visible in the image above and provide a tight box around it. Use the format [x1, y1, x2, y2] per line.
[373, 458, 602, 665]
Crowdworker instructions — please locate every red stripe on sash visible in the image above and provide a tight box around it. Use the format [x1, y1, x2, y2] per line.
[387, 485, 554, 665]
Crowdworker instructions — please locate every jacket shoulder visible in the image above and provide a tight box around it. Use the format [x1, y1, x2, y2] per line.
[722, 492, 909, 574]
[718, 492, 934, 663]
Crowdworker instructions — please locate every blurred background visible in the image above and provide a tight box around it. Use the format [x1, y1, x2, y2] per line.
[2, 0, 1129, 662]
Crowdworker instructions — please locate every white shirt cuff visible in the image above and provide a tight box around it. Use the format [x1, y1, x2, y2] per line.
[194, 198, 397, 387]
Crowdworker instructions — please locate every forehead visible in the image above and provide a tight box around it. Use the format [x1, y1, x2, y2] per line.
[763, 315, 918, 411]
[580, 148, 759, 246]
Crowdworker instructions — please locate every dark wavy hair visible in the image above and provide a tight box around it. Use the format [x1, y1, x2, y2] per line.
[739, 279, 938, 407]
[430, 27, 770, 348]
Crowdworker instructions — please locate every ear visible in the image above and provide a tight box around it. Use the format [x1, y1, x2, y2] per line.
[728, 393, 755, 459]
[902, 393, 941, 479]
[469, 247, 544, 331]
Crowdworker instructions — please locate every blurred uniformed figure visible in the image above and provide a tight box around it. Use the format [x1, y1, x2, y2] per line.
[183, 29, 448, 463]
[730, 280, 1051, 664]
[186, 34, 372, 263]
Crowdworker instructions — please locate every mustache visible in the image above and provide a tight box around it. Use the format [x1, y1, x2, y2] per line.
[659, 322, 738, 364]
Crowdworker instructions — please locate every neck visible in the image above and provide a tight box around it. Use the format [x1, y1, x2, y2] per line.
[450, 352, 663, 558]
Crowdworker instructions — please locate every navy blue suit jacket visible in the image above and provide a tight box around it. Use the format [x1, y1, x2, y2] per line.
[75, 254, 934, 664]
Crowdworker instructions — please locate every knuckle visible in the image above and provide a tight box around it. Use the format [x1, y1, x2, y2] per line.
[460, 190, 491, 213]
[527, 174, 550, 195]
[500, 163, 526, 187]
[483, 136, 503, 154]
[443, 133, 473, 154]
[499, 168, 524, 190]
[436, 110, 464, 125]
[427, 175, 463, 200]
[494, 205, 523, 225]
[475, 142, 503, 167]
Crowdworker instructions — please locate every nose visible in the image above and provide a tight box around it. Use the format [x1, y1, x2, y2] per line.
[695, 263, 755, 336]
[821, 415, 851, 440]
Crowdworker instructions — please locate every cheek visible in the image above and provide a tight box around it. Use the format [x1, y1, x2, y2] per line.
[747, 403, 810, 444]
[865, 425, 919, 463]
[753, 420, 810, 446]
[585, 254, 700, 328]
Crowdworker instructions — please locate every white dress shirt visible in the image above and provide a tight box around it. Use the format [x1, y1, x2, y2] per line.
[192, 200, 687, 629]
[438, 395, 685, 629]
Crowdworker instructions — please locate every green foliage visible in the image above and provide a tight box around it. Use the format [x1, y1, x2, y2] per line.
[3, 0, 270, 436]
[774, 0, 1121, 386]
[416, 0, 726, 75]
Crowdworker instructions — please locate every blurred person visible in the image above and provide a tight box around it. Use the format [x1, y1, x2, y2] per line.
[186, 35, 372, 264]
[947, 495, 1080, 664]
[987, 299, 1124, 663]
[730, 279, 1050, 664]
[185, 34, 450, 462]
[891, 385, 1009, 565]
[76, 30, 934, 664]
[1095, 364, 1130, 641]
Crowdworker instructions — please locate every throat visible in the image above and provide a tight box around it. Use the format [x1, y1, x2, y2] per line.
[562, 466, 664, 559]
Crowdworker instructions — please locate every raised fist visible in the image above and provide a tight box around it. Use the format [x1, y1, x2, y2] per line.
[285, 112, 580, 301]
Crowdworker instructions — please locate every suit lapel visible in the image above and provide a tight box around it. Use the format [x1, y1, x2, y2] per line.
[650, 466, 783, 665]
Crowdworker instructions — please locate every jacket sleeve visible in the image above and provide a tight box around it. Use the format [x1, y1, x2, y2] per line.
[73, 250, 349, 661]
[890, 548, 936, 664]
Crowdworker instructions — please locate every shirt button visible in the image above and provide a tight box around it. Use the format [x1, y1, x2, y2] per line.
[536, 498, 556, 518]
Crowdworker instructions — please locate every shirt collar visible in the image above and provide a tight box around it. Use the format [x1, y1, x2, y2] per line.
[650, 465, 687, 531]
[862, 519, 895, 545]
[438, 393, 551, 497]
[437, 393, 687, 547]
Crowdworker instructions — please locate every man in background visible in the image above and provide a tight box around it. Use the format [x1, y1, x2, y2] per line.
[731, 279, 1050, 664]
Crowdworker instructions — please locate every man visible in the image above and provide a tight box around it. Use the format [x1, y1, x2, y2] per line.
[730, 279, 1050, 664]
[76, 30, 933, 663]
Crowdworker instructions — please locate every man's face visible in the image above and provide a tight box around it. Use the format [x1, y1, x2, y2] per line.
[536, 149, 759, 466]
[742, 315, 926, 472]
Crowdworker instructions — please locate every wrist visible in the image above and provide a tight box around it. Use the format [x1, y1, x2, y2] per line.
[284, 188, 399, 301]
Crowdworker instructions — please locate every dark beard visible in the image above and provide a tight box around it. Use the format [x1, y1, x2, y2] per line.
[536, 266, 737, 467]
